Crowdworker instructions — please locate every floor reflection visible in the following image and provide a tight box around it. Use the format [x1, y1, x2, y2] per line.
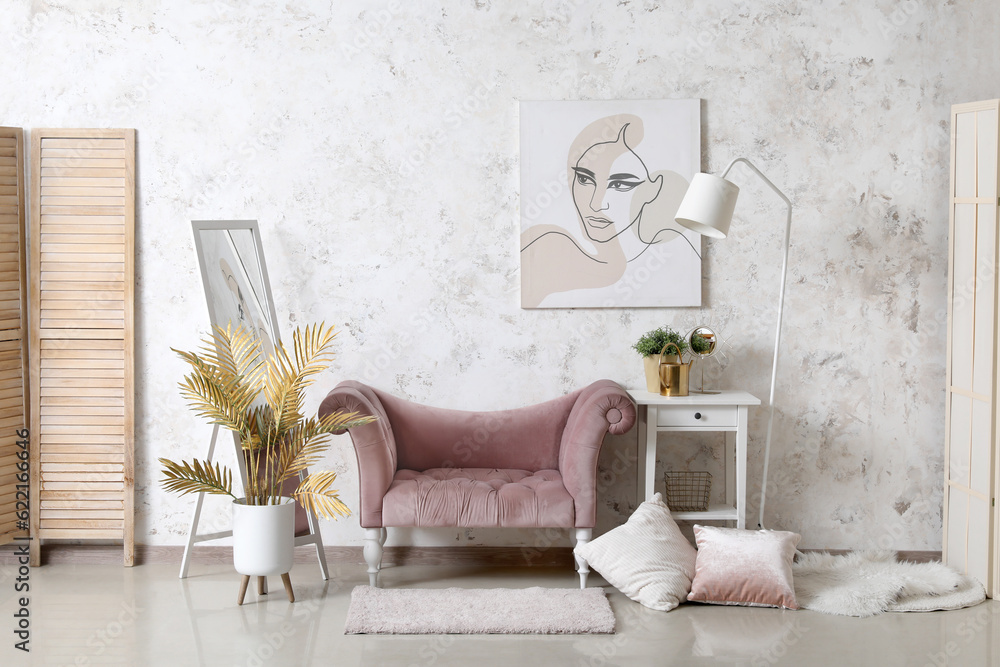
[688, 604, 802, 661]
[178, 569, 334, 666]
[8, 561, 1000, 667]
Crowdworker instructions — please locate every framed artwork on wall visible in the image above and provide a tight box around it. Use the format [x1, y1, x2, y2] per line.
[520, 99, 702, 308]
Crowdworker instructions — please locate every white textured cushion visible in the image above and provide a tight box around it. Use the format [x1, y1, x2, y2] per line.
[574, 493, 696, 611]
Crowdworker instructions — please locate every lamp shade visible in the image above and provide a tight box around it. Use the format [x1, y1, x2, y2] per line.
[674, 173, 740, 239]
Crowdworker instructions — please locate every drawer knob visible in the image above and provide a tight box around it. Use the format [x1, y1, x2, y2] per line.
[694, 412, 702, 420]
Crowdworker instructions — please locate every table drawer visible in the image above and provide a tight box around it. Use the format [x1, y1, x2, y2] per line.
[656, 405, 737, 428]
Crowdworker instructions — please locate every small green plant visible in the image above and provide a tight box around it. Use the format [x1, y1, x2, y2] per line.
[691, 332, 713, 354]
[632, 326, 688, 357]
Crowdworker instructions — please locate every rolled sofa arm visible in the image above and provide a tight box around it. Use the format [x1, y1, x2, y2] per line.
[318, 380, 396, 529]
[558, 380, 636, 528]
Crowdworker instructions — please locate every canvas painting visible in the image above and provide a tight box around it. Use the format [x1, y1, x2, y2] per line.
[520, 99, 702, 308]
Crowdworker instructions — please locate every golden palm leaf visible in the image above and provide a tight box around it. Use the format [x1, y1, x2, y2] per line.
[159, 457, 235, 498]
[186, 327, 237, 382]
[265, 323, 335, 428]
[276, 422, 333, 480]
[265, 370, 305, 436]
[206, 324, 260, 374]
[176, 371, 252, 434]
[174, 335, 260, 426]
[271, 411, 378, 483]
[293, 471, 351, 520]
[242, 405, 269, 451]
[293, 322, 337, 381]
[265, 421, 317, 484]
[166, 321, 376, 517]
[262, 351, 297, 424]
[315, 408, 378, 433]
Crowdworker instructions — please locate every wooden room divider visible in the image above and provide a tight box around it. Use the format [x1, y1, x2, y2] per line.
[943, 100, 1000, 598]
[28, 129, 135, 566]
[0, 127, 30, 548]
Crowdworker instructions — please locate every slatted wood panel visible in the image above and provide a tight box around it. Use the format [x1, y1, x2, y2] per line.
[29, 129, 134, 565]
[943, 100, 1000, 598]
[0, 127, 28, 547]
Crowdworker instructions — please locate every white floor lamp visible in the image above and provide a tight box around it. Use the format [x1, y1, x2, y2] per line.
[673, 158, 793, 530]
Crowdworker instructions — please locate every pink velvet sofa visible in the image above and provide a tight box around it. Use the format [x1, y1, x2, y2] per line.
[318, 379, 636, 587]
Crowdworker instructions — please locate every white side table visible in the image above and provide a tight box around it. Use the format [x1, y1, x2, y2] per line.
[628, 390, 761, 529]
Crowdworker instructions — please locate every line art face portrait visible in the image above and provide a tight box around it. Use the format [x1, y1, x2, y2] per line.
[520, 100, 702, 308]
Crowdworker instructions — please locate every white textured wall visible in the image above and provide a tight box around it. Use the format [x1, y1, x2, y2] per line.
[3, 0, 998, 550]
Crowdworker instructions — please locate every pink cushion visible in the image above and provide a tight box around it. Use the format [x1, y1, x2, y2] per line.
[687, 525, 801, 610]
[382, 468, 575, 528]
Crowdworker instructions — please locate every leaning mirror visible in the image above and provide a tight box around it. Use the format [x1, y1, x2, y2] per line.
[182, 221, 330, 581]
[687, 325, 720, 394]
[192, 220, 280, 357]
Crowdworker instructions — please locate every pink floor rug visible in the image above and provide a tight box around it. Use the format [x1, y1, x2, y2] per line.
[344, 585, 616, 634]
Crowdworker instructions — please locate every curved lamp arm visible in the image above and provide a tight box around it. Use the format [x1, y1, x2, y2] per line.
[677, 157, 793, 529]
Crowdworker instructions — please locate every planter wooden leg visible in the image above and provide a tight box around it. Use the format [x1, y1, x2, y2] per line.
[257, 576, 266, 596]
[237, 575, 251, 606]
[280, 572, 295, 603]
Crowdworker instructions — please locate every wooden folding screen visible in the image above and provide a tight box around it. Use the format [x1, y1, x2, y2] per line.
[0, 128, 29, 547]
[943, 100, 1000, 597]
[29, 129, 135, 566]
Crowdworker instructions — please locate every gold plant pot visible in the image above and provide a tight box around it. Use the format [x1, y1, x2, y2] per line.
[658, 343, 690, 397]
[642, 355, 661, 393]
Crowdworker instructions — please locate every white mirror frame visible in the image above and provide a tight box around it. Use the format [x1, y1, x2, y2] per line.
[191, 219, 281, 352]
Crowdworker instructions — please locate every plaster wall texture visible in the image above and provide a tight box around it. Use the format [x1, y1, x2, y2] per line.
[2, 0, 998, 550]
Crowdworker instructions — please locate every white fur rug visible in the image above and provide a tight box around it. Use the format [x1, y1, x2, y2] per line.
[793, 550, 986, 617]
[344, 586, 615, 634]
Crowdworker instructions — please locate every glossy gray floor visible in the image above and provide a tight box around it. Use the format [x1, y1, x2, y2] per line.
[2, 560, 998, 666]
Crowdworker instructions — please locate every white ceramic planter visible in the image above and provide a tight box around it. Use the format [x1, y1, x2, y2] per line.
[232, 497, 295, 576]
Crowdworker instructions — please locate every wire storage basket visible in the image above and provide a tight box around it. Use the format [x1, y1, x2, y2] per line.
[664, 471, 712, 511]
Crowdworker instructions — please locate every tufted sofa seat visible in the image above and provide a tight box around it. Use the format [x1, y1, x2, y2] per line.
[319, 379, 636, 588]
[383, 468, 574, 528]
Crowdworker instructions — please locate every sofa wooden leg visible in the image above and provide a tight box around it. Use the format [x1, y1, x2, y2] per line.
[574, 528, 592, 589]
[364, 528, 384, 587]
[379, 527, 387, 547]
